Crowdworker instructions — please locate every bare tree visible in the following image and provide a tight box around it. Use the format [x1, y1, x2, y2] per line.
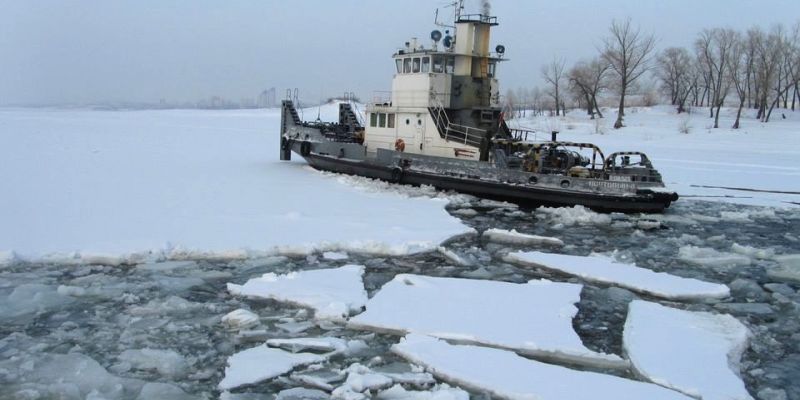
[602, 18, 656, 128]
[655, 47, 695, 113]
[728, 31, 752, 129]
[765, 24, 799, 121]
[568, 58, 610, 119]
[541, 57, 567, 116]
[695, 28, 737, 128]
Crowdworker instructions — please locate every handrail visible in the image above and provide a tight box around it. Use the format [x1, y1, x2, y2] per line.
[430, 94, 485, 147]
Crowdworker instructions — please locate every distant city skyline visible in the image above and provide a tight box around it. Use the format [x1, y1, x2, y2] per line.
[1, 0, 798, 106]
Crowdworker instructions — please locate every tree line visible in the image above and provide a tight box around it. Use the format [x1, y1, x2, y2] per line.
[505, 19, 800, 130]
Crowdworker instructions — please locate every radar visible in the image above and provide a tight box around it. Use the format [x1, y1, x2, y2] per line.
[495, 44, 506, 54]
[430, 30, 442, 43]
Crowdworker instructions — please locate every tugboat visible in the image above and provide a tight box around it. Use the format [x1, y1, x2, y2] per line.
[278, 2, 678, 213]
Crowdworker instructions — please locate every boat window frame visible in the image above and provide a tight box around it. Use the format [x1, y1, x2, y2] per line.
[412, 57, 421, 73]
[488, 61, 496, 77]
[421, 56, 430, 73]
[395, 59, 403, 74]
[403, 58, 412, 74]
[432, 55, 444, 73]
[388, 113, 395, 128]
[370, 113, 378, 127]
[445, 56, 455, 74]
[379, 113, 387, 128]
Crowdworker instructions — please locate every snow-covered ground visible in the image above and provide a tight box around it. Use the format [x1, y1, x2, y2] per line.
[0, 106, 471, 264]
[509, 105, 800, 208]
[1, 105, 800, 399]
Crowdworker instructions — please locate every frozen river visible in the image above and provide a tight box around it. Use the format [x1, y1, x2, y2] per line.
[1, 199, 799, 399]
[2, 106, 800, 399]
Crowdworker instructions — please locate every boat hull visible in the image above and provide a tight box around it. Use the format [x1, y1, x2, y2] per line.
[302, 153, 677, 213]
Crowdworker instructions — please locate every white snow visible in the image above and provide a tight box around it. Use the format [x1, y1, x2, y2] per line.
[623, 300, 752, 400]
[482, 229, 564, 246]
[218, 345, 325, 390]
[504, 251, 730, 300]
[392, 334, 692, 400]
[227, 265, 368, 320]
[678, 246, 752, 269]
[0, 107, 472, 263]
[349, 274, 624, 368]
[221, 308, 260, 329]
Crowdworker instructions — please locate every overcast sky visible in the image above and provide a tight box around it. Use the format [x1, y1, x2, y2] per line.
[1, 0, 798, 106]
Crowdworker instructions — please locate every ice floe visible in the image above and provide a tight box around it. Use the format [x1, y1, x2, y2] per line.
[624, 300, 752, 400]
[437, 247, 473, 266]
[534, 205, 613, 227]
[504, 251, 730, 300]
[376, 384, 469, 400]
[323, 251, 350, 260]
[768, 254, 800, 284]
[392, 334, 691, 400]
[678, 246, 752, 269]
[349, 274, 624, 368]
[221, 308, 260, 329]
[218, 345, 326, 390]
[228, 265, 368, 320]
[118, 348, 189, 378]
[266, 337, 367, 355]
[482, 229, 564, 246]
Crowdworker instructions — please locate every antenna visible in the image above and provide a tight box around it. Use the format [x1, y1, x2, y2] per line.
[434, 1, 457, 28]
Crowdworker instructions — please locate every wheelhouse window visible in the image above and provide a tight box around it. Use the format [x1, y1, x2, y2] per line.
[432, 55, 444, 73]
[370, 113, 377, 127]
[421, 57, 430, 73]
[488, 61, 496, 77]
[379, 113, 387, 128]
[388, 113, 395, 128]
[395, 59, 403, 74]
[412, 57, 421, 73]
[403, 58, 411, 73]
[445, 57, 455, 74]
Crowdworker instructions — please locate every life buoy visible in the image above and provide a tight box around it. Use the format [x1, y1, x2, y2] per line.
[390, 167, 403, 183]
[300, 141, 311, 156]
[394, 138, 406, 152]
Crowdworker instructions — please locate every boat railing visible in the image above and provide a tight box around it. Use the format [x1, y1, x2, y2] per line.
[430, 96, 485, 147]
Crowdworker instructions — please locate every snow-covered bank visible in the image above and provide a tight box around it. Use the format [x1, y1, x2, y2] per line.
[0, 108, 471, 263]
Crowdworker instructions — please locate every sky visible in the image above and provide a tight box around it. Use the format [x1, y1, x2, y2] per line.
[1, 0, 798, 106]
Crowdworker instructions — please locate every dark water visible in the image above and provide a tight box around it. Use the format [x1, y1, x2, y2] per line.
[1, 199, 798, 399]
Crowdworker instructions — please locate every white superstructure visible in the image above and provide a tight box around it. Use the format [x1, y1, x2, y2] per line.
[363, 5, 506, 161]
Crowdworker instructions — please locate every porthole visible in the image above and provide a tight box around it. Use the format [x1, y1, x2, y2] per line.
[405, 119, 410, 125]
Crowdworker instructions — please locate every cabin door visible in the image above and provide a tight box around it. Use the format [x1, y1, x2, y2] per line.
[414, 115, 426, 154]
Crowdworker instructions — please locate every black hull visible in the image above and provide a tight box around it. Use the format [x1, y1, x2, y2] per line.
[303, 153, 676, 213]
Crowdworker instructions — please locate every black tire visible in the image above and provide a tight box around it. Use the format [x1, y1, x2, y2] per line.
[560, 179, 570, 188]
[528, 176, 538, 184]
[390, 167, 403, 183]
[300, 141, 311, 157]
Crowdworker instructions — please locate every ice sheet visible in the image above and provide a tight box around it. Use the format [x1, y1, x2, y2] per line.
[218, 345, 325, 390]
[228, 265, 368, 320]
[392, 334, 691, 400]
[624, 300, 752, 400]
[0, 108, 472, 263]
[505, 251, 730, 300]
[349, 274, 624, 368]
[482, 229, 564, 246]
